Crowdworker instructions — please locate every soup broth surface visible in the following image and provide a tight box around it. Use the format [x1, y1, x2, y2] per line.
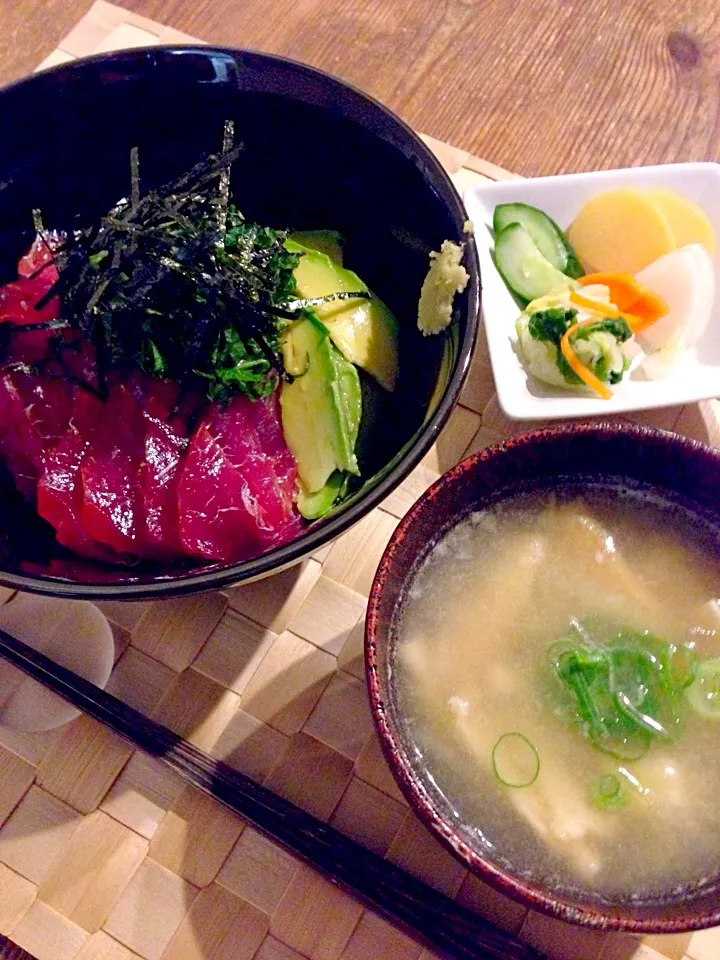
[395, 487, 720, 897]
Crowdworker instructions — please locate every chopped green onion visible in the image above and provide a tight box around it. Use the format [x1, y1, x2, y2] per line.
[89, 250, 109, 268]
[687, 657, 720, 719]
[556, 650, 607, 740]
[614, 691, 672, 740]
[549, 621, 693, 759]
[141, 339, 167, 377]
[668, 643, 698, 691]
[491, 732, 540, 788]
[608, 647, 677, 742]
[593, 772, 628, 809]
[592, 728, 651, 762]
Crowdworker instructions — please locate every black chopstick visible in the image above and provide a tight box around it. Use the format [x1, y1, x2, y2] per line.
[0, 628, 543, 960]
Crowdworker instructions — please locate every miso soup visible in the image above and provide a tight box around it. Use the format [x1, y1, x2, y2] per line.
[395, 487, 720, 897]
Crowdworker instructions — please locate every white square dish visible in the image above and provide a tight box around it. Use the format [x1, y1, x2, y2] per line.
[464, 162, 720, 420]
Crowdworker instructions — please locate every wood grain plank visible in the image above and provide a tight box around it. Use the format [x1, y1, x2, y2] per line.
[149, 786, 244, 887]
[240, 631, 335, 736]
[10, 902, 88, 960]
[74, 930, 144, 960]
[339, 911, 423, 960]
[103, 858, 198, 960]
[0, 750, 35, 828]
[0, 865, 36, 937]
[36, 716, 133, 814]
[99, 753, 184, 840]
[270, 863, 364, 960]
[36, 810, 147, 932]
[160, 884, 269, 960]
[2, 0, 719, 180]
[216, 827, 298, 914]
[0, 787, 83, 886]
[264, 732, 354, 822]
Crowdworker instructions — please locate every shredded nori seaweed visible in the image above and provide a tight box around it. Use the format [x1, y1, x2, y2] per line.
[29, 123, 366, 402]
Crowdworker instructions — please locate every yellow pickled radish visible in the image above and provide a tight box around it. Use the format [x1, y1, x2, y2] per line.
[645, 188, 716, 256]
[567, 187, 676, 274]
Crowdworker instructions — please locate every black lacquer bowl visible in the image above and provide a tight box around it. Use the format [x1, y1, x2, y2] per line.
[0, 46, 479, 598]
[366, 422, 720, 932]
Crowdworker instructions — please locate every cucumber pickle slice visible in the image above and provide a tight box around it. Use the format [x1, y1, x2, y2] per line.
[494, 202, 583, 279]
[493, 222, 574, 303]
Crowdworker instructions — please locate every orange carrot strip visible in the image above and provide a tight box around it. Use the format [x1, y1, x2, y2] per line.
[625, 288, 669, 323]
[560, 322, 613, 400]
[579, 271, 668, 325]
[579, 272, 640, 311]
[569, 291, 620, 317]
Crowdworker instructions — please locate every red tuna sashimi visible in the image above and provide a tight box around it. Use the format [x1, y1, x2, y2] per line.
[14, 372, 72, 449]
[80, 384, 148, 554]
[142, 415, 187, 554]
[178, 394, 301, 562]
[176, 420, 257, 562]
[46, 339, 101, 393]
[0, 375, 40, 498]
[127, 371, 178, 421]
[0, 372, 71, 498]
[37, 389, 118, 561]
[0, 236, 61, 365]
[129, 374, 188, 555]
[246, 393, 297, 511]
[17, 232, 62, 279]
[209, 396, 301, 542]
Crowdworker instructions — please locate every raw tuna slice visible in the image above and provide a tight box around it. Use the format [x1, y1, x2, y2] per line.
[142, 415, 186, 554]
[210, 398, 288, 540]
[14, 372, 72, 449]
[0, 372, 74, 497]
[39, 425, 94, 556]
[49, 339, 101, 393]
[0, 236, 61, 366]
[178, 393, 302, 562]
[0, 374, 45, 496]
[130, 375, 188, 555]
[17, 232, 62, 279]
[81, 384, 148, 555]
[247, 393, 298, 512]
[37, 389, 117, 561]
[177, 420, 258, 562]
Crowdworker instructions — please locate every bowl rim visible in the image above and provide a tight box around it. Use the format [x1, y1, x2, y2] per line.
[0, 44, 480, 599]
[365, 419, 720, 933]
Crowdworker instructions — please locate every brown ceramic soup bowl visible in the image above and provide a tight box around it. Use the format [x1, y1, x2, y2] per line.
[366, 421, 720, 932]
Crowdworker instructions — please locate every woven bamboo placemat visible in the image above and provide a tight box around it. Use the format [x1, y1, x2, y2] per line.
[0, 4, 717, 959]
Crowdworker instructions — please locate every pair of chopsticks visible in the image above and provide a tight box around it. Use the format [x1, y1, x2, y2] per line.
[0, 628, 543, 960]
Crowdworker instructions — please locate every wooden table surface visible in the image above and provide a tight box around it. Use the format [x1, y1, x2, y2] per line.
[1, 0, 719, 177]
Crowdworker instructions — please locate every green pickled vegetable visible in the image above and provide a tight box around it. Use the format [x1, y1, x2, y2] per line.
[493, 202, 583, 278]
[517, 307, 633, 391]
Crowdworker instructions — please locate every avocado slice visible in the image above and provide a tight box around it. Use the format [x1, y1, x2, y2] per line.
[280, 315, 361, 494]
[289, 231, 343, 265]
[297, 470, 349, 520]
[285, 240, 399, 392]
